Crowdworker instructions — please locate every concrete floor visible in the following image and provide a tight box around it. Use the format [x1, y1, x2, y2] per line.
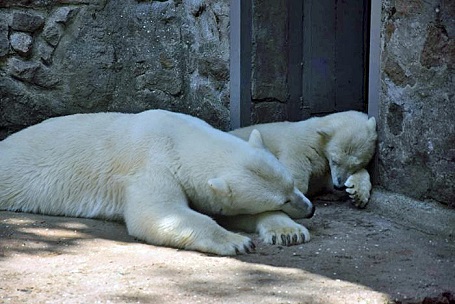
[1, 188, 454, 304]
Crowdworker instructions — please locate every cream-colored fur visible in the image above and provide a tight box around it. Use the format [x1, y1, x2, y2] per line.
[231, 111, 377, 206]
[219, 111, 377, 247]
[0, 110, 314, 255]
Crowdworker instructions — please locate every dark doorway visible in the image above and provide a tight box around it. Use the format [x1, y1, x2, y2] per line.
[289, 0, 371, 120]
[230, 0, 371, 127]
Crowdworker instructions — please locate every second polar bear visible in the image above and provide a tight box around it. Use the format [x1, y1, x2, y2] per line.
[230, 111, 377, 207]
[0, 110, 315, 255]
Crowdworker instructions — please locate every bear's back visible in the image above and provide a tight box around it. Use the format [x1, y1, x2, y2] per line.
[0, 111, 163, 219]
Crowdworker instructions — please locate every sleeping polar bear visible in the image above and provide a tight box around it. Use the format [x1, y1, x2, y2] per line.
[231, 111, 377, 206]
[218, 111, 376, 246]
[0, 110, 314, 255]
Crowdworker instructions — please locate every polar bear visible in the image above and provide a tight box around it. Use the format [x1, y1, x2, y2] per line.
[230, 111, 377, 207]
[0, 110, 315, 255]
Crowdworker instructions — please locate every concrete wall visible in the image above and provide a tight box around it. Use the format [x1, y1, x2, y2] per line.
[0, 0, 231, 139]
[378, 0, 454, 207]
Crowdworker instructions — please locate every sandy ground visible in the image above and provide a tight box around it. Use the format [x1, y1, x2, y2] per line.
[1, 190, 454, 304]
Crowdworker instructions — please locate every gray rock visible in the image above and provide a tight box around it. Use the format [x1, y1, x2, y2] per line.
[7, 57, 60, 88]
[0, 22, 9, 57]
[10, 32, 33, 57]
[380, 0, 455, 206]
[52, 7, 80, 25]
[10, 12, 45, 32]
[251, 101, 287, 124]
[8, 57, 40, 82]
[37, 41, 54, 65]
[33, 64, 61, 88]
[185, 0, 206, 17]
[42, 23, 63, 47]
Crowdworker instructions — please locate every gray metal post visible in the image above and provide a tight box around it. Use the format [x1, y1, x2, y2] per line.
[368, 0, 382, 185]
[368, 0, 381, 120]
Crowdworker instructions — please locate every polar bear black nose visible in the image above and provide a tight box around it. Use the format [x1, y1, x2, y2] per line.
[308, 205, 316, 218]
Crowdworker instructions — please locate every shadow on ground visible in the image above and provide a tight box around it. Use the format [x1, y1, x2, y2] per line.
[0, 212, 135, 258]
[1, 191, 454, 304]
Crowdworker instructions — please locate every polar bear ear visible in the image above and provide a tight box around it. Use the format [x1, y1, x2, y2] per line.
[248, 129, 265, 149]
[317, 128, 332, 140]
[367, 116, 377, 131]
[208, 178, 232, 197]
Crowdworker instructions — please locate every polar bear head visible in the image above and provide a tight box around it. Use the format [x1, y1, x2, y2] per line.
[205, 130, 315, 219]
[319, 114, 377, 189]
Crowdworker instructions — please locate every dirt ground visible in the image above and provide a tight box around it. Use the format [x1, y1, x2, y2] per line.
[1, 190, 454, 304]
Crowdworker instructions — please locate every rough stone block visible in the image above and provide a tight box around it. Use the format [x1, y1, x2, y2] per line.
[251, 0, 288, 102]
[52, 6, 79, 25]
[0, 22, 9, 57]
[198, 57, 229, 81]
[10, 12, 45, 32]
[136, 69, 182, 96]
[7, 57, 60, 88]
[42, 23, 63, 47]
[8, 57, 40, 82]
[251, 101, 286, 124]
[37, 42, 54, 65]
[384, 57, 416, 87]
[33, 65, 61, 88]
[10, 32, 33, 57]
[394, 0, 423, 16]
[421, 23, 455, 69]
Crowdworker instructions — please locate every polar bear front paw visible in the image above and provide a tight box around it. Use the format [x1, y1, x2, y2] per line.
[257, 212, 310, 246]
[230, 237, 256, 255]
[193, 231, 256, 256]
[263, 226, 310, 246]
[344, 169, 372, 208]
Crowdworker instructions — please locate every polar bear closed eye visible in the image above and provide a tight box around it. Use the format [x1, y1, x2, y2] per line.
[0, 109, 314, 255]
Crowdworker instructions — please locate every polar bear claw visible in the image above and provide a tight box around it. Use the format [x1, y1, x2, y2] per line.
[344, 169, 372, 208]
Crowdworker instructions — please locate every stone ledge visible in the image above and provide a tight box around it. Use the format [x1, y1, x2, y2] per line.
[369, 187, 455, 239]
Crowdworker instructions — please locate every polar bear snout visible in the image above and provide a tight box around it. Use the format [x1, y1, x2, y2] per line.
[281, 189, 315, 219]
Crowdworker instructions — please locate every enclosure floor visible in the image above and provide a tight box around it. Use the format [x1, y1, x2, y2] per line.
[1, 193, 454, 304]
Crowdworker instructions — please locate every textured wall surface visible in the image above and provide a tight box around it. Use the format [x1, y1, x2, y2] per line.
[0, 0, 231, 139]
[250, 0, 288, 124]
[379, 0, 454, 206]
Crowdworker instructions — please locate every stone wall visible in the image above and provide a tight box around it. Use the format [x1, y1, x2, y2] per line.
[250, 0, 288, 124]
[379, 0, 454, 207]
[0, 0, 231, 139]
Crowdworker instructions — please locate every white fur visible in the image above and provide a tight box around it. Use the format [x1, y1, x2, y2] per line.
[217, 211, 310, 246]
[0, 110, 314, 255]
[231, 110, 377, 203]
[222, 111, 377, 246]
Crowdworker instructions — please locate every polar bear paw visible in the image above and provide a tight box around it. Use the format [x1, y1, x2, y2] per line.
[257, 213, 310, 246]
[226, 234, 256, 255]
[193, 231, 256, 256]
[344, 169, 372, 209]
